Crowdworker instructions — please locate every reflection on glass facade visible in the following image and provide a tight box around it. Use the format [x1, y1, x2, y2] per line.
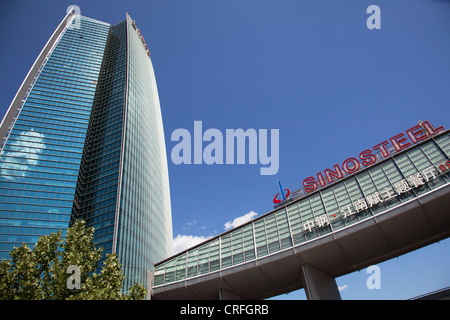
[0, 14, 110, 259]
[0, 12, 173, 293]
[154, 132, 450, 287]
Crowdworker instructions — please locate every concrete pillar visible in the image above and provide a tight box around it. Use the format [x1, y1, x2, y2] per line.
[147, 271, 154, 300]
[219, 288, 244, 300]
[301, 264, 342, 300]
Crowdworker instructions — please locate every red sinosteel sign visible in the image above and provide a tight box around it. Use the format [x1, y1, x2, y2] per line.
[273, 121, 445, 205]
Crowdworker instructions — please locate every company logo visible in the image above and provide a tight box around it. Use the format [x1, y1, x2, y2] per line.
[273, 189, 290, 204]
[272, 121, 445, 207]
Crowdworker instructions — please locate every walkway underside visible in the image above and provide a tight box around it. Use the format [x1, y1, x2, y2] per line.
[152, 184, 450, 300]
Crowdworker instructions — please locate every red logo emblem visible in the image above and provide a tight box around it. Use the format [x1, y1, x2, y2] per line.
[273, 189, 290, 204]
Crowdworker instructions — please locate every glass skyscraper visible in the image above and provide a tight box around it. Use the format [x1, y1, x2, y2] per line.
[0, 9, 173, 293]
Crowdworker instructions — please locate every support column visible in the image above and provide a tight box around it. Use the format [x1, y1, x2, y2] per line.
[219, 288, 244, 300]
[301, 264, 342, 300]
[147, 271, 154, 300]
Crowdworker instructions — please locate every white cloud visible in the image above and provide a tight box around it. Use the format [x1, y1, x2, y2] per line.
[0, 129, 45, 179]
[173, 234, 210, 254]
[338, 284, 349, 292]
[182, 219, 197, 231]
[224, 211, 258, 230]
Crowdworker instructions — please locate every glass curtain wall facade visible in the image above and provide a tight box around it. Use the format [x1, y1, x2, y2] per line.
[154, 131, 450, 287]
[0, 13, 110, 259]
[71, 20, 128, 266]
[115, 14, 173, 291]
[72, 14, 173, 291]
[0, 11, 173, 293]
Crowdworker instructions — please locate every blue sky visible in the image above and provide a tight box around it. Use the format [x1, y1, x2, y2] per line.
[1, 0, 449, 299]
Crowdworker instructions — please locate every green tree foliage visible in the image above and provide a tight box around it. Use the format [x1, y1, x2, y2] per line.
[0, 220, 147, 300]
